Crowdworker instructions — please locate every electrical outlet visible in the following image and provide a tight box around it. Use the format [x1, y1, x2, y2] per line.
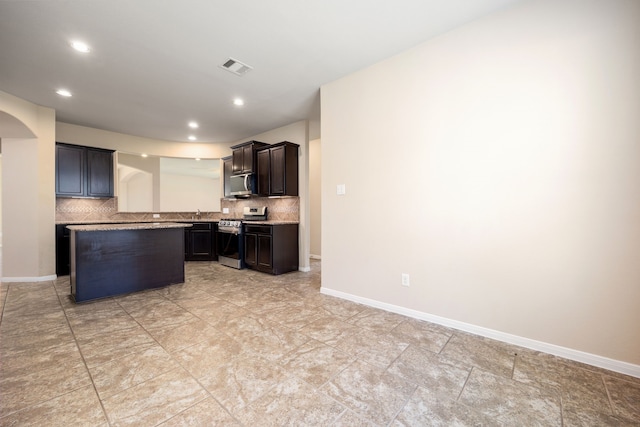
[222, 207, 229, 214]
[401, 273, 410, 287]
[152, 213, 160, 218]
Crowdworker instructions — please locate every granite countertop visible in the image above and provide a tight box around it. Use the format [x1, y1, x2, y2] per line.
[66, 222, 193, 232]
[58, 219, 299, 225]
[58, 219, 217, 225]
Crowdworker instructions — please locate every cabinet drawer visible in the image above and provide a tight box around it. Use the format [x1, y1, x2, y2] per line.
[190, 222, 212, 230]
[245, 224, 271, 235]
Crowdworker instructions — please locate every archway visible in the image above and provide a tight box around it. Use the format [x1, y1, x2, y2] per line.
[0, 111, 38, 138]
[0, 111, 38, 277]
[0, 96, 56, 282]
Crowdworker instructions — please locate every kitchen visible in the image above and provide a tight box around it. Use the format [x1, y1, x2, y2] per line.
[55, 134, 304, 301]
[1, 0, 639, 424]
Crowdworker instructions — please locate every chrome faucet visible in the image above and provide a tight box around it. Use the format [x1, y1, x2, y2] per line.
[196, 209, 201, 219]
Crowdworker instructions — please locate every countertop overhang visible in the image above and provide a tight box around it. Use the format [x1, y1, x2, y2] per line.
[66, 222, 193, 232]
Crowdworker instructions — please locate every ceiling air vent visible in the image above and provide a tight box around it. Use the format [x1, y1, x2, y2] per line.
[220, 58, 253, 76]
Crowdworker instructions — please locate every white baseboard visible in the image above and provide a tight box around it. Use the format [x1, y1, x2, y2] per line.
[299, 255, 321, 271]
[321, 287, 640, 379]
[2, 275, 57, 283]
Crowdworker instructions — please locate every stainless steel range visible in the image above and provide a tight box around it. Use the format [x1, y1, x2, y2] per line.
[217, 207, 268, 269]
[217, 218, 244, 269]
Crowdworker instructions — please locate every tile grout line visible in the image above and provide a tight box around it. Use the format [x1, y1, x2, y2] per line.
[6, 259, 637, 425]
[72, 287, 190, 423]
[455, 366, 475, 403]
[559, 393, 566, 427]
[0, 282, 9, 328]
[0, 282, 83, 421]
[386, 380, 419, 427]
[111, 292, 219, 426]
[116, 284, 266, 426]
[601, 373, 616, 418]
[54, 281, 113, 426]
[438, 329, 456, 355]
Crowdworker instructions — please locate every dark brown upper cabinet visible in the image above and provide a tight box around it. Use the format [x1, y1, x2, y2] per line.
[230, 140, 268, 175]
[56, 143, 114, 198]
[256, 141, 299, 197]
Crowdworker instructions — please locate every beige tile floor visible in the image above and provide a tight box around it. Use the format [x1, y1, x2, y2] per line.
[1, 260, 639, 426]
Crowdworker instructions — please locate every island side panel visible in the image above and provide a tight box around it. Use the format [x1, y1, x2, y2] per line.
[71, 227, 185, 302]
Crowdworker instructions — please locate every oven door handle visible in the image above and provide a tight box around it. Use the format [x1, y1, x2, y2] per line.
[218, 227, 240, 235]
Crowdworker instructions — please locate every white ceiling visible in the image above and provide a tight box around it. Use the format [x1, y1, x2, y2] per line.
[0, 0, 522, 144]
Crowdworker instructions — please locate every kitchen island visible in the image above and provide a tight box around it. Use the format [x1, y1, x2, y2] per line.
[68, 222, 192, 302]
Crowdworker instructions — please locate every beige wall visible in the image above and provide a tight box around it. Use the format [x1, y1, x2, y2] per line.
[57, 122, 234, 159]
[321, 0, 640, 371]
[1, 91, 56, 280]
[309, 139, 321, 258]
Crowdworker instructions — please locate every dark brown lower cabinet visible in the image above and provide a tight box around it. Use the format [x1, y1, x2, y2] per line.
[56, 224, 71, 276]
[71, 227, 185, 303]
[184, 222, 217, 261]
[244, 223, 298, 275]
[58, 222, 217, 277]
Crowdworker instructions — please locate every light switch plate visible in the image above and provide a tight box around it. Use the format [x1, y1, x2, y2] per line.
[152, 213, 160, 218]
[337, 184, 346, 195]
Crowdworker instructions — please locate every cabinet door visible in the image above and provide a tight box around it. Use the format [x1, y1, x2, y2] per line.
[244, 233, 258, 267]
[257, 234, 273, 271]
[232, 144, 255, 174]
[259, 142, 298, 197]
[241, 145, 254, 173]
[232, 147, 244, 174]
[256, 149, 270, 196]
[190, 229, 213, 258]
[185, 223, 215, 261]
[86, 148, 113, 197]
[269, 145, 286, 195]
[56, 144, 85, 196]
[184, 229, 190, 258]
[56, 224, 71, 276]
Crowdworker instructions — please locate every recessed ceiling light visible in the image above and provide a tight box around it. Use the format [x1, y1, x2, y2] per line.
[70, 40, 90, 53]
[195, 158, 201, 161]
[141, 153, 148, 158]
[188, 121, 199, 129]
[188, 135, 197, 141]
[233, 98, 244, 107]
[56, 89, 72, 97]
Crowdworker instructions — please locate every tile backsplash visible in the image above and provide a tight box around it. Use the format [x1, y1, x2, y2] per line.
[56, 197, 299, 223]
[220, 197, 299, 221]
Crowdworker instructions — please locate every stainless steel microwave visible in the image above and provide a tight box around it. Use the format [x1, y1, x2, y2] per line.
[229, 173, 253, 196]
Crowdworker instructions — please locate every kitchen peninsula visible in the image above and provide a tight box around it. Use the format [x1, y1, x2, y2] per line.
[68, 222, 192, 302]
